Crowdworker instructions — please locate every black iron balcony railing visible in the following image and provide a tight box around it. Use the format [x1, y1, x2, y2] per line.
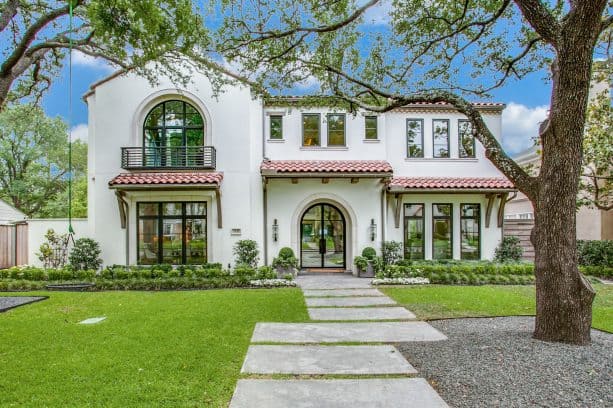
[121, 146, 216, 170]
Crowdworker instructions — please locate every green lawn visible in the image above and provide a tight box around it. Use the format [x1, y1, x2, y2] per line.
[382, 284, 613, 333]
[0, 289, 308, 407]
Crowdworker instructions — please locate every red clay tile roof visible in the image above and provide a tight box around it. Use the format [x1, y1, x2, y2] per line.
[109, 172, 223, 187]
[261, 160, 393, 174]
[389, 177, 514, 190]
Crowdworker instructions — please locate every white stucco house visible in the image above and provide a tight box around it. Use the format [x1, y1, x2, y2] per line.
[83, 68, 515, 271]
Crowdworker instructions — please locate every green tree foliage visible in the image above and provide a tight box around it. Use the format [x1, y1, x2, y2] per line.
[0, 104, 86, 217]
[579, 86, 612, 211]
[0, 0, 215, 110]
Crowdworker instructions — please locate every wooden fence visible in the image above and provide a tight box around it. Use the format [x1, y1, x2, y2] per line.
[503, 219, 535, 261]
[0, 223, 28, 269]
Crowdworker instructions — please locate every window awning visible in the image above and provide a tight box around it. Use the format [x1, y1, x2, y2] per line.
[260, 160, 393, 178]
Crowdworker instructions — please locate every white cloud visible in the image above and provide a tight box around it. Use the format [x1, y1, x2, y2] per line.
[70, 123, 88, 142]
[502, 102, 548, 155]
[362, 0, 392, 25]
[71, 50, 113, 72]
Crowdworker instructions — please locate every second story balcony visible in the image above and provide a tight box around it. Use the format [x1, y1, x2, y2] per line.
[121, 146, 216, 170]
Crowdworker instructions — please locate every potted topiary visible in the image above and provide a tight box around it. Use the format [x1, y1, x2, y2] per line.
[354, 247, 377, 277]
[272, 247, 299, 278]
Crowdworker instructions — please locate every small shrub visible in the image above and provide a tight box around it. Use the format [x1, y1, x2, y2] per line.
[68, 238, 103, 271]
[233, 240, 259, 268]
[494, 236, 523, 262]
[283, 273, 294, 281]
[361, 247, 376, 260]
[577, 240, 612, 267]
[353, 256, 369, 270]
[272, 247, 298, 269]
[256, 266, 276, 280]
[37, 229, 70, 269]
[381, 241, 403, 266]
[234, 264, 256, 278]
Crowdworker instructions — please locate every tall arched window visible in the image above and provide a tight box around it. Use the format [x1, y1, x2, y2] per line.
[143, 100, 205, 166]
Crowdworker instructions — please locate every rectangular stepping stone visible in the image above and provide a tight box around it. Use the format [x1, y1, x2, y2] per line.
[306, 296, 396, 307]
[297, 276, 372, 289]
[252, 321, 447, 343]
[241, 345, 416, 375]
[0, 296, 46, 313]
[303, 289, 384, 297]
[230, 378, 449, 407]
[308, 307, 416, 321]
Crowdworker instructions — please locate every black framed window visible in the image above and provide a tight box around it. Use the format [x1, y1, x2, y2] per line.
[404, 204, 425, 260]
[302, 114, 320, 146]
[137, 202, 207, 265]
[143, 100, 204, 166]
[432, 119, 450, 158]
[365, 116, 378, 139]
[458, 120, 476, 158]
[432, 204, 452, 260]
[270, 115, 283, 139]
[461, 204, 480, 260]
[407, 119, 424, 158]
[327, 113, 346, 146]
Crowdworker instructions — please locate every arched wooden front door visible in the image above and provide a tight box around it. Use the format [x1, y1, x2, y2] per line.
[300, 203, 346, 269]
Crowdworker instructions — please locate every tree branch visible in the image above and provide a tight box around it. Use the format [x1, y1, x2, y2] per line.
[512, 0, 560, 46]
[0, 0, 19, 33]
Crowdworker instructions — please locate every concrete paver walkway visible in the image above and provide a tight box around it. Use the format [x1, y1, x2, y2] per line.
[308, 306, 416, 321]
[231, 378, 449, 408]
[241, 345, 416, 375]
[306, 296, 397, 307]
[230, 273, 449, 407]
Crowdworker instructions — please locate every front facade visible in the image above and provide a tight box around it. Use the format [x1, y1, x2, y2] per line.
[85, 69, 514, 271]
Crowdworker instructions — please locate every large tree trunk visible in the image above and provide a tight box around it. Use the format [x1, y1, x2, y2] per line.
[531, 18, 599, 344]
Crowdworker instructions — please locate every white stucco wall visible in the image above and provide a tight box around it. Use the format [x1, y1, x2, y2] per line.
[86, 69, 264, 267]
[26, 219, 89, 266]
[86, 65, 508, 267]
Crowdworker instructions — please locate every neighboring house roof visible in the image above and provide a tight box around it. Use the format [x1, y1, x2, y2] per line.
[0, 199, 26, 224]
[260, 160, 393, 176]
[108, 172, 223, 188]
[388, 177, 515, 192]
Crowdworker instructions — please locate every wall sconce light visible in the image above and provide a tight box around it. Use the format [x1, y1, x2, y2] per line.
[272, 219, 279, 242]
[370, 218, 377, 241]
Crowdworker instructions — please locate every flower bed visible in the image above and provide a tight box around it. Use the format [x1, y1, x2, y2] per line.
[371, 277, 430, 285]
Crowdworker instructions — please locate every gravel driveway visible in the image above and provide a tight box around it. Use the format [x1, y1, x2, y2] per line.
[398, 316, 612, 408]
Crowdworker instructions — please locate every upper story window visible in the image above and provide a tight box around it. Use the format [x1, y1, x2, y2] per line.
[302, 113, 320, 146]
[327, 113, 346, 146]
[458, 120, 475, 158]
[406, 119, 424, 158]
[270, 115, 283, 140]
[365, 116, 378, 140]
[432, 119, 450, 158]
[144, 100, 204, 148]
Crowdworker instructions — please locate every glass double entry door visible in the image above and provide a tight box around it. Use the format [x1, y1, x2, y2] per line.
[300, 204, 346, 269]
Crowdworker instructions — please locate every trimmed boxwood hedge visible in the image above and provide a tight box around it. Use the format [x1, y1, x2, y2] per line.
[0, 264, 281, 291]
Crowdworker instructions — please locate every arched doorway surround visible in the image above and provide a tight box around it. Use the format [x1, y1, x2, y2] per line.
[300, 203, 346, 268]
[291, 195, 356, 271]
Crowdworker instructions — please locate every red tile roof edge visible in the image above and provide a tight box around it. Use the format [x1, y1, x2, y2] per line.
[108, 171, 223, 186]
[388, 177, 514, 190]
[260, 160, 393, 173]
